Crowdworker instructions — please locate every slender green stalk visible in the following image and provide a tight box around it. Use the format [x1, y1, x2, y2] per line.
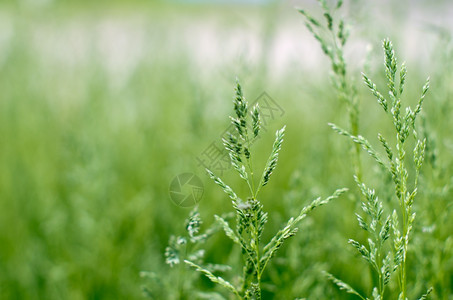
[299, 0, 362, 180]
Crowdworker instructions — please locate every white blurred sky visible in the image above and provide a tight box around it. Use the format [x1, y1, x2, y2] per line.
[1, 0, 452, 86]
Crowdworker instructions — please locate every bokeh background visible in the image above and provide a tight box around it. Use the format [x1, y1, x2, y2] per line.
[0, 0, 452, 299]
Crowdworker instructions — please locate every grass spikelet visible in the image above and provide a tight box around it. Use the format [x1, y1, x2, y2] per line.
[259, 125, 286, 188]
[324, 272, 366, 300]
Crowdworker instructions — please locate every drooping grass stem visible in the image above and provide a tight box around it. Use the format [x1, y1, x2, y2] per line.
[186, 81, 346, 299]
[327, 38, 430, 299]
[299, 0, 362, 181]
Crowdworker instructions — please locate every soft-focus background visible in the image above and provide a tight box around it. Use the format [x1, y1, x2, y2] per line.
[0, 0, 452, 299]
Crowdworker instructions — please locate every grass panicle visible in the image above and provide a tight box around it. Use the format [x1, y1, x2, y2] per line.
[185, 81, 346, 299]
[328, 39, 431, 299]
[299, 0, 361, 180]
[142, 207, 231, 299]
[324, 272, 366, 300]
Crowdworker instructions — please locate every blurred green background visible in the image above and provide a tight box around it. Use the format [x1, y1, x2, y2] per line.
[0, 0, 452, 299]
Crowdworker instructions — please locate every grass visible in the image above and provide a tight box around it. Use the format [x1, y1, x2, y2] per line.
[0, 1, 452, 299]
[182, 81, 346, 299]
[327, 38, 431, 299]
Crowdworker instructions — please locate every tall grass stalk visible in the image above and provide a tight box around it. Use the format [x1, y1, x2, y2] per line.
[185, 81, 347, 299]
[299, 0, 362, 180]
[328, 39, 431, 299]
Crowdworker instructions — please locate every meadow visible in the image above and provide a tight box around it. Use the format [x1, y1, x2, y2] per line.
[0, 0, 452, 299]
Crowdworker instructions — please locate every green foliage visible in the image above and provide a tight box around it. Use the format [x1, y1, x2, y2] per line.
[329, 39, 432, 299]
[299, 0, 362, 179]
[142, 206, 232, 299]
[185, 81, 347, 299]
[0, 1, 452, 299]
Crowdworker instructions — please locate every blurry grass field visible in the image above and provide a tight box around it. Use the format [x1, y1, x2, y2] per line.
[0, 0, 452, 299]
